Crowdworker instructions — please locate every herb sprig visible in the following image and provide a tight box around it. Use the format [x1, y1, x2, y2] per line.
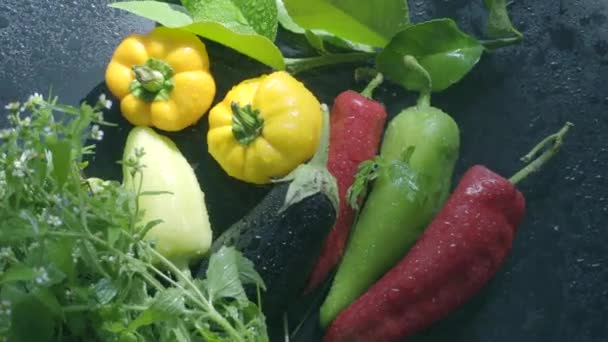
[0, 95, 268, 341]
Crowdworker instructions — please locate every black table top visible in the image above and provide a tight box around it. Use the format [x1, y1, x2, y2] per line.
[1, 1, 607, 341]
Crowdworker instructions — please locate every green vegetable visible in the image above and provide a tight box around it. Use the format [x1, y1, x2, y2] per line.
[110, 0, 285, 69]
[320, 57, 461, 326]
[122, 126, 213, 271]
[0, 94, 267, 341]
[282, 0, 409, 47]
[376, 19, 484, 92]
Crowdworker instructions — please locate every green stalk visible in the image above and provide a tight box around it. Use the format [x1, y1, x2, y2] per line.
[509, 122, 574, 185]
[402, 55, 432, 108]
[285, 52, 376, 75]
[359, 73, 384, 99]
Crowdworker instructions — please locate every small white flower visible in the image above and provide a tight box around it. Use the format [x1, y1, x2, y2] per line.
[20, 149, 35, 162]
[27, 93, 44, 106]
[49, 194, 63, 205]
[0, 299, 11, 316]
[20, 116, 31, 127]
[107, 255, 116, 263]
[43, 126, 53, 135]
[0, 128, 15, 139]
[98, 93, 112, 110]
[47, 215, 62, 227]
[90, 125, 104, 141]
[0, 247, 13, 259]
[4, 102, 20, 111]
[12, 160, 26, 177]
[35, 267, 50, 284]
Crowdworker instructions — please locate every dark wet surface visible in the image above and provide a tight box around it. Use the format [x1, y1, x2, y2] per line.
[1, 0, 607, 341]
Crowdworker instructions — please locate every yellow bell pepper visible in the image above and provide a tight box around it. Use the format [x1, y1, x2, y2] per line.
[207, 71, 322, 184]
[105, 27, 216, 132]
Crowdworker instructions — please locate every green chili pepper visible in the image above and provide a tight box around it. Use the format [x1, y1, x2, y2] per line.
[320, 57, 461, 327]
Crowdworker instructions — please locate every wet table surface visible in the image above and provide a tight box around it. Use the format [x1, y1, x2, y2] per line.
[1, 0, 607, 341]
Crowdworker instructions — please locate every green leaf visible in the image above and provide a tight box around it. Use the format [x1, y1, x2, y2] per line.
[9, 295, 57, 341]
[182, 22, 285, 69]
[233, 251, 266, 291]
[110, 1, 285, 69]
[376, 19, 484, 92]
[483, 0, 523, 49]
[206, 246, 248, 303]
[47, 238, 76, 282]
[94, 278, 118, 305]
[283, 0, 409, 47]
[32, 287, 64, 319]
[182, 0, 278, 40]
[276, 0, 305, 33]
[277, 0, 373, 53]
[305, 30, 328, 55]
[109, 1, 193, 27]
[1, 264, 37, 284]
[128, 288, 185, 331]
[484, 0, 522, 39]
[46, 134, 72, 187]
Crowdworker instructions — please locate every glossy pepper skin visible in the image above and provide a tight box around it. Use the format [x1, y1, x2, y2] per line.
[105, 27, 216, 132]
[324, 165, 526, 342]
[305, 80, 388, 292]
[320, 101, 460, 327]
[207, 71, 322, 184]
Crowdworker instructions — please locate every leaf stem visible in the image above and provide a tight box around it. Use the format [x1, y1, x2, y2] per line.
[285, 52, 375, 75]
[509, 122, 573, 185]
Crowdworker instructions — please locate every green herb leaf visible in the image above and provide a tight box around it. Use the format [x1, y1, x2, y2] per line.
[182, 0, 278, 40]
[283, 0, 409, 47]
[32, 287, 64, 319]
[128, 288, 185, 331]
[94, 278, 118, 305]
[47, 239, 76, 282]
[46, 134, 72, 187]
[206, 246, 248, 303]
[9, 295, 57, 341]
[0, 264, 37, 284]
[109, 1, 193, 27]
[376, 19, 484, 92]
[347, 157, 382, 210]
[234, 250, 266, 291]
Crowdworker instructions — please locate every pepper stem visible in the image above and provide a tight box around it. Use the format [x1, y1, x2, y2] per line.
[130, 58, 175, 102]
[309, 104, 331, 167]
[231, 102, 265, 146]
[508, 122, 574, 185]
[360, 73, 384, 99]
[133, 66, 165, 93]
[402, 55, 432, 108]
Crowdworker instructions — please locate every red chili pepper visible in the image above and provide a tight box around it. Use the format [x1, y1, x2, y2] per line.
[324, 123, 573, 342]
[305, 73, 388, 293]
